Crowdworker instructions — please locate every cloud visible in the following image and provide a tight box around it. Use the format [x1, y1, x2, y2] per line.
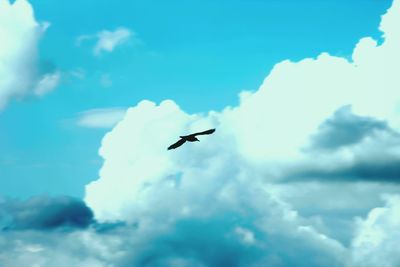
[349, 195, 400, 267]
[271, 181, 400, 246]
[80, 0, 400, 266]
[0, 195, 397, 267]
[0, 192, 346, 267]
[83, 100, 347, 266]
[94, 28, 132, 55]
[0, 196, 94, 231]
[69, 68, 86, 80]
[280, 106, 400, 183]
[0, 227, 124, 267]
[77, 27, 133, 56]
[76, 108, 127, 129]
[85, 0, 400, 220]
[0, 0, 60, 110]
[100, 73, 112, 88]
[1, 0, 398, 266]
[309, 105, 390, 152]
[33, 71, 61, 96]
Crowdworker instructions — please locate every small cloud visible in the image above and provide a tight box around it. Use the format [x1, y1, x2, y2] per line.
[94, 28, 132, 55]
[75, 34, 92, 46]
[76, 108, 126, 129]
[235, 227, 256, 245]
[76, 27, 134, 56]
[100, 73, 112, 88]
[40, 21, 51, 33]
[33, 71, 61, 96]
[69, 68, 86, 80]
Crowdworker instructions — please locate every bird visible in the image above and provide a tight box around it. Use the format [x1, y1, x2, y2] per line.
[167, 128, 216, 150]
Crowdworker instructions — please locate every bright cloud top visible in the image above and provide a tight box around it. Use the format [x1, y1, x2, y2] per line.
[81, 0, 400, 266]
[77, 27, 133, 56]
[0, 0, 60, 110]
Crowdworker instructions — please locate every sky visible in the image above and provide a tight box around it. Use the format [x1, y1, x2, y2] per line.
[1, 0, 400, 266]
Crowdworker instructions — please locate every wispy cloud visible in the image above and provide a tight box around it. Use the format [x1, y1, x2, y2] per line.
[76, 108, 126, 129]
[100, 73, 112, 88]
[94, 28, 132, 55]
[69, 68, 86, 80]
[76, 27, 134, 56]
[33, 71, 61, 96]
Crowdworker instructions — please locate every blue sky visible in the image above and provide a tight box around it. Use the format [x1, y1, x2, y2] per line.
[0, 0, 392, 198]
[1, 0, 400, 266]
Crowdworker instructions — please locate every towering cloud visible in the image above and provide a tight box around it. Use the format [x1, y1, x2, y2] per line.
[82, 0, 400, 266]
[0, 0, 60, 110]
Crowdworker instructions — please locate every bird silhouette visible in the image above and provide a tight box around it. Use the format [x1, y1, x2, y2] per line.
[168, 128, 216, 150]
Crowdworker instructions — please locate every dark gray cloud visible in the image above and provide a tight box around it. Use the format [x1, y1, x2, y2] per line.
[0, 195, 94, 231]
[125, 217, 343, 267]
[0, 213, 343, 267]
[286, 159, 400, 183]
[0, 189, 345, 267]
[309, 105, 389, 151]
[128, 218, 263, 267]
[283, 105, 400, 183]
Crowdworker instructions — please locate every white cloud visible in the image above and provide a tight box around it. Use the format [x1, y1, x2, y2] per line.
[94, 28, 131, 55]
[349, 195, 400, 267]
[77, 27, 133, 56]
[0, 0, 398, 265]
[75, 34, 92, 46]
[77, 108, 127, 129]
[235, 227, 256, 245]
[100, 73, 112, 88]
[0, 229, 124, 267]
[33, 71, 61, 96]
[0, 0, 60, 110]
[83, 99, 347, 266]
[69, 68, 86, 80]
[86, 0, 400, 220]
[82, 0, 400, 265]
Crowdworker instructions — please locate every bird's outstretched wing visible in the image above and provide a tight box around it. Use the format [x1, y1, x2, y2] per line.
[167, 138, 186, 150]
[192, 128, 216, 136]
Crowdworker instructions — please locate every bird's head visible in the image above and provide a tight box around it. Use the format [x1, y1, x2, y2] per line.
[194, 137, 200, 141]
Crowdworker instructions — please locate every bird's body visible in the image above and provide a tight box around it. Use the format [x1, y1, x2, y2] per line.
[180, 135, 199, 142]
[168, 128, 215, 150]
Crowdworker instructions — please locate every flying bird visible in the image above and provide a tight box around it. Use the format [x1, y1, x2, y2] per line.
[168, 128, 216, 150]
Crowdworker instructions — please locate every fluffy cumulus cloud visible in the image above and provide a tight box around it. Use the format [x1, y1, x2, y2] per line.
[0, 0, 60, 110]
[1, 0, 400, 266]
[82, 0, 400, 266]
[77, 27, 133, 56]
